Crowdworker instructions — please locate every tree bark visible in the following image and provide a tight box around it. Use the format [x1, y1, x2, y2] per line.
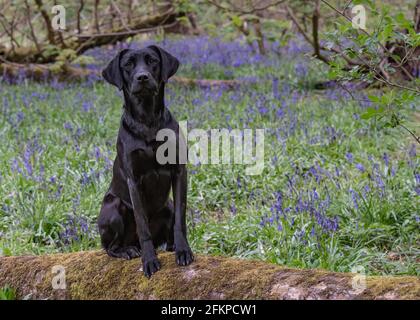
[0, 250, 418, 300]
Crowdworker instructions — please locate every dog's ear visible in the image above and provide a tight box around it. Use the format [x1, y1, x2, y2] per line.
[102, 49, 130, 90]
[148, 45, 179, 82]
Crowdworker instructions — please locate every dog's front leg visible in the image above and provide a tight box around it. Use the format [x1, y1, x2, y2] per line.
[127, 177, 160, 278]
[172, 164, 194, 266]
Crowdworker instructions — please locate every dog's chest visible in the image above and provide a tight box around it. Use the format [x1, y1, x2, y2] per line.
[131, 147, 172, 199]
[142, 168, 171, 194]
[129, 141, 169, 175]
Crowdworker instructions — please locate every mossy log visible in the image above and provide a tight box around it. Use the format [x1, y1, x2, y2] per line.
[0, 62, 241, 88]
[0, 62, 96, 82]
[0, 250, 418, 300]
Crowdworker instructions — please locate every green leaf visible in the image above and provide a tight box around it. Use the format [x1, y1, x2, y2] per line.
[380, 23, 394, 42]
[395, 12, 412, 30]
[367, 95, 380, 103]
[390, 54, 402, 63]
[400, 91, 415, 103]
[361, 107, 385, 119]
[231, 15, 243, 28]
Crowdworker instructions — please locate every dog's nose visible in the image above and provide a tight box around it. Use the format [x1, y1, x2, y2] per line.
[136, 72, 150, 82]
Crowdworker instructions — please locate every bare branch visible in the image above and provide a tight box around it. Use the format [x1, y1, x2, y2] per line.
[127, 0, 133, 25]
[207, 0, 287, 15]
[77, 0, 85, 34]
[373, 75, 420, 94]
[286, 5, 312, 45]
[111, 0, 131, 31]
[415, 0, 420, 32]
[24, 0, 41, 53]
[0, 9, 22, 51]
[34, 0, 57, 45]
[311, 0, 330, 64]
[399, 123, 420, 145]
[94, 0, 100, 33]
[74, 21, 178, 39]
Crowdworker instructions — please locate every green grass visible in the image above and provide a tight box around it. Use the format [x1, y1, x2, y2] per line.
[0, 53, 418, 276]
[0, 285, 16, 300]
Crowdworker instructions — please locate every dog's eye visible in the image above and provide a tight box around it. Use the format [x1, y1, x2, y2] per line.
[147, 57, 158, 65]
[124, 61, 133, 68]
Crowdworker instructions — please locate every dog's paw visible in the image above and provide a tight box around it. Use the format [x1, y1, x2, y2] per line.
[125, 246, 141, 260]
[175, 247, 194, 266]
[107, 246, 141, 260]
[142, 256, 161, 278]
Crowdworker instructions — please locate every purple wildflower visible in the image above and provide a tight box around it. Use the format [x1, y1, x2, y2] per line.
[356, 163, 365, 172]
[64, 122, 73, 130]
[23, 148, 33, 176]
[383, 153, 389, 167]
[408, 144, 416, 158]
[349, 188, 359, 210]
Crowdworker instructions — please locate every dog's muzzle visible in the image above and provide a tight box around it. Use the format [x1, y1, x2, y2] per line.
[131, 71, 158, 96]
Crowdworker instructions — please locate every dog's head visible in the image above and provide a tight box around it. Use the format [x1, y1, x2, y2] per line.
[102, 45, 179, 97]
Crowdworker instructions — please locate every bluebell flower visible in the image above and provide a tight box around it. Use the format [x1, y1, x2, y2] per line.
[414, 173, 420, 185]
[272, 78, 279, 100]
[408, 144, 416, 158]
[356, 163, 365, 172]
[349, 188, 359, 210]
[23, 148, 33, 176]
[64, 122, 73, 130]
[94, 146, 101, 160]
[383, 153, 389, 167]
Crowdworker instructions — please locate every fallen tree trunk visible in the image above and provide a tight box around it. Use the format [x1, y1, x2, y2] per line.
[0, 62, 241, 88]
[0, 250, 418, 300]
[0, 61, 97, 82]
[73, 8, 182, 55]
[169, 76, 241, 89]
[0, 6, 183, 64]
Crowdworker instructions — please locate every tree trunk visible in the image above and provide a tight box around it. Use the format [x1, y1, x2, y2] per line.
[0, 251, 418, 300]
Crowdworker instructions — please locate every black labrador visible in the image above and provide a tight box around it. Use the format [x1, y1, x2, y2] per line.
[97, 45, 193, 278]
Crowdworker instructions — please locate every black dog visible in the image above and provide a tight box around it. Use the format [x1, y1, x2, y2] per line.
[97, 45, 193, 278]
